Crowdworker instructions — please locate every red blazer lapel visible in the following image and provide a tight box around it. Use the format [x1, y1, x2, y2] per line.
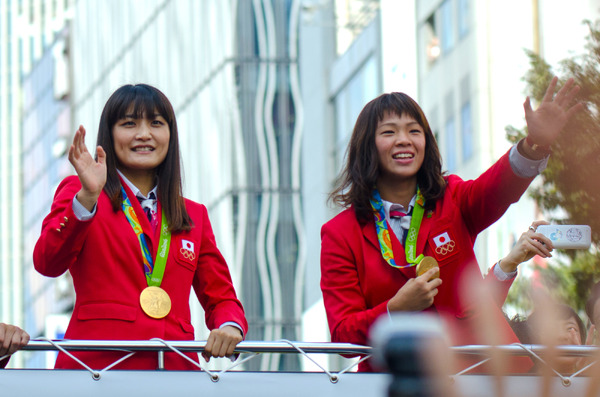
[362, 219, 380, 252]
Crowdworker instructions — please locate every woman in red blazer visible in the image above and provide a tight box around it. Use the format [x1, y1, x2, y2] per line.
[321, 77, 582, 372]
[34, 84, 248, 370]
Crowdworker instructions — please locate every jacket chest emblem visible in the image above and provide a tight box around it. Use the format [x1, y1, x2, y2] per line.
[432, 231, 457, 259]
[178, 239, 196, 264]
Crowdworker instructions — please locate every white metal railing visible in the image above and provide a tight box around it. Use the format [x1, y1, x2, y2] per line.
[17, 339, 373, 355]
[20, 340, 600, 355]
[6, 340, 600, 372]
[3, 339, 373, 382]
[3, 341, 600, 397]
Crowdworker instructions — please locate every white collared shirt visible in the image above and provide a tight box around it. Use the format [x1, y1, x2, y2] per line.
[72, 171, 158, 220]
[381, 195, 416, 243]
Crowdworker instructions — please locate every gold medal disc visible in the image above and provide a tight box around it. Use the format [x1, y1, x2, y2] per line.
[416, 256, 440, 280]
[140, 286, 172, 319]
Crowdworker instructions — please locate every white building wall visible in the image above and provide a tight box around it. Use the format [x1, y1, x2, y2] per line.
[1, 0, 75, 368]
[416, 0, 600, 277]
[417, 0, 532, 275]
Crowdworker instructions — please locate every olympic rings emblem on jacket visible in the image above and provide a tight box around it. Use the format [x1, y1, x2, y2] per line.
[179, 248, 196, 261]
[435, 240, 456, 256]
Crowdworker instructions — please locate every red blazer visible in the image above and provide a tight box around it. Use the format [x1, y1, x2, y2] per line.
[321, 150, 532, 372]
[34, 176, 248, 370]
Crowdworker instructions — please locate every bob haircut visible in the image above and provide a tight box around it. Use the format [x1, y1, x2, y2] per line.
[96, 84, 191, 232]
[329, 92, 446, 221]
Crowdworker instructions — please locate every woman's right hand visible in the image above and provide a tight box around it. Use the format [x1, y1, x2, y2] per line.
[68, 125, 107, 211]
[388, 268, 442, 312]
[0, 323, 30, 357]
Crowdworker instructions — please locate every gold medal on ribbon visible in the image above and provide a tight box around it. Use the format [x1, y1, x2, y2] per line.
[416, 256, 440, 280]
[140, 286, 172, 319]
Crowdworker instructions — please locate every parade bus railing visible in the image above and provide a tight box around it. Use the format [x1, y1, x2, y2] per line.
[3, 341, 600, 396]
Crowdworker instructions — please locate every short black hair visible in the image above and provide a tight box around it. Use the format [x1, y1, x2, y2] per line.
[528, 303, 586, 344]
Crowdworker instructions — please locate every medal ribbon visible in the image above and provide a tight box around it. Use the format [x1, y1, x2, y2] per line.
[370, 188, 425, 268]
[121, 187, 171, 286]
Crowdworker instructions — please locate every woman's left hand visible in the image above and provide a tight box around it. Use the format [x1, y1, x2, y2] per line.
[499, 220, 554, 273]
[524, 76, 584, 147]
[202, 325, 243, 362]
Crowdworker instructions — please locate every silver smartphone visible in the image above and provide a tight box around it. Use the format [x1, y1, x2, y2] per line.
[536, 225, 592, 249]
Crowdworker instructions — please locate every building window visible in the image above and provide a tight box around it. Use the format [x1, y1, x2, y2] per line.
[334, 56, 378, 168]
[423, 13, 440, 66]
[458, 0, 469, 38]
[440, 0, 454, 54]
[427, 106, 440, 147]
[445, 118, 456, 172]
[334, 0, 380, 55]
[460, 76, 472, 162]
[444, 91, 456, 172]
[461, 102, 473, 161]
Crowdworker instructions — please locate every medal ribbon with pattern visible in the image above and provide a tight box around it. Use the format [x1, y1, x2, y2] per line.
[370, 188, 425, 268]
[121, 187, 171, 286]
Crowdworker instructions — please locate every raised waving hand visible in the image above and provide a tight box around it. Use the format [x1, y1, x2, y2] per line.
[524, 76, 584, 147]
[68, 125, 107, 211]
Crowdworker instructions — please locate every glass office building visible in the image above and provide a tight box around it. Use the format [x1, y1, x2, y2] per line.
[1, 0, 74, 368]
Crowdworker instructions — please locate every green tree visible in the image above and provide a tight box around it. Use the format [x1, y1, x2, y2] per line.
[505, 20, 600, 315]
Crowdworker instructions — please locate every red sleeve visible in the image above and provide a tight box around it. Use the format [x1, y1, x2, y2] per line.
[320, 218, 387, 346]
[483, 263, 515, 307]
[450, 150, 534, 236]
[191, 205, 248, 336]
[33, 176, 95, 278]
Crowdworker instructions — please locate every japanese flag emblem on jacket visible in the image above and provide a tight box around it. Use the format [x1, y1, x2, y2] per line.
[431, 231, 456, 259]
[178, 239, 196, 263]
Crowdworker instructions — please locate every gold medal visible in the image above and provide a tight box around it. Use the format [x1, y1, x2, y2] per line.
[140, 286, 172, 319]
[416, 256, 440, 280]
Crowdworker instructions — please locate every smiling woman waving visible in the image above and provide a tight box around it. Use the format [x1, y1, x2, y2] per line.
[320, 77, 583, 372]
[34, 84, 247, 370]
